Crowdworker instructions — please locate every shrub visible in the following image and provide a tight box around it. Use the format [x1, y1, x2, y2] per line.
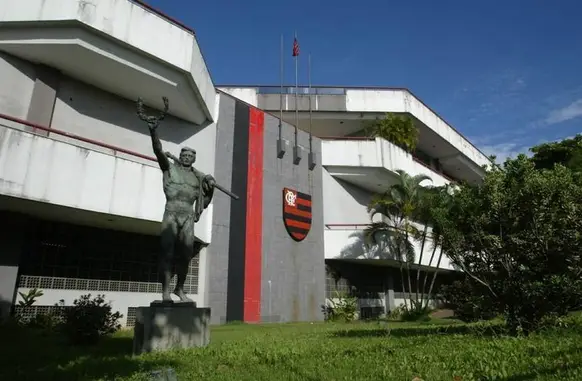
[323, 291, 358, 322]
[17, 288, 44, 307]
[440, 279, 498, 322]
[62, 294, 122, 345]
[400, 302, 432, 322]
[386, 304, 406, 321]
[438, 158, 582, 333]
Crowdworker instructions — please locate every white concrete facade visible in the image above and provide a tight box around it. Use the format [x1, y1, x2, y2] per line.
[221, 86, 484, 273]
[218, 85, 490, 175]
[0, 0, 216, 125]
[0, 0, 218, 324]
[0, 1, 484, 322]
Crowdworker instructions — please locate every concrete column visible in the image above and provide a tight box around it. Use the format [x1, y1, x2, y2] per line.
[384, 272, 395, 314]
[0, 213, 26, 320]
[25, 64, 60, 136]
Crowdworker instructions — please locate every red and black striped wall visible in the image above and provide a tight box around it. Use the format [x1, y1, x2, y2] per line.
[225, 101, 265, 323]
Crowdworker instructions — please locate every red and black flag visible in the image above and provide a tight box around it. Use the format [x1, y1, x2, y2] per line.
[282, 187, 311, 241]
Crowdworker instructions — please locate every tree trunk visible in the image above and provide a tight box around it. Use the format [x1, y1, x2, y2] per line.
[421, 244, 438, 306]
[415, 225, 428, 307]
[424, 247, 444, 309]
[399, 265, 409, 310]
[406, 262, 414, 310]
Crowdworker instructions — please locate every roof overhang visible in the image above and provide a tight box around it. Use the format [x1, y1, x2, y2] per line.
[0, 0, 216, 125]
[439, 153, 486, 183]
[219, 86, 493, 183]
[325, 166, 438, 193]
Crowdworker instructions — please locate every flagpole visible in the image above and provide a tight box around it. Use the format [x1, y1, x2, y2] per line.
[308, 53, 312, 155]
[279, 34, 283, 142]
[294, 31, 299, 146]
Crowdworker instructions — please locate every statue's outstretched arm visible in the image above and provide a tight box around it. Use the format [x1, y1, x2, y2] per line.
[137, 97, 170, 171]
[149, 128, 170, 171]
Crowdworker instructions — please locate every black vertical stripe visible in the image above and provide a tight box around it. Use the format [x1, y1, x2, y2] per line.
[226, 101, 250, 322]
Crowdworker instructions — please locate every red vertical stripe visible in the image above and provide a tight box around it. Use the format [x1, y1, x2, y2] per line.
[243, 107, 264, 322]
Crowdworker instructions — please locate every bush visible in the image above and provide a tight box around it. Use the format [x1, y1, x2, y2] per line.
[437, 158, 582, 333]
[400, 303, 432, 322]
[62, 294, 122, 345]
[440, 279, 498, 322]
[323, 291, 358, 322]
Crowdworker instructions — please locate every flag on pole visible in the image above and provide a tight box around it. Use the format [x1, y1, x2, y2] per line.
[292, 37, 300, 57]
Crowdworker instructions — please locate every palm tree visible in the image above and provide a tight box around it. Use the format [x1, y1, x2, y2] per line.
[363, 170, 432, 311]
[339, 230, 393, 260]
[421, 184, 455, 309]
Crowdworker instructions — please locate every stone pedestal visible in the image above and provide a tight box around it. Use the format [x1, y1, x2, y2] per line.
[133, 301, 211, 355]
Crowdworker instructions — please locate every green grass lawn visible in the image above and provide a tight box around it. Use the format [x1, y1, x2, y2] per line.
[2, 318, 581, 381]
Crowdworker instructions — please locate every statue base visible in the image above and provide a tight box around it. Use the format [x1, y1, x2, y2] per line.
[133, 301, 210, 355]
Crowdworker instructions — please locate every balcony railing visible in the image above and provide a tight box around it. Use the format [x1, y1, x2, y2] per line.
[257, 86, 347, 95]
[0, 112, 157, 164]
[320, 136, 456, 183]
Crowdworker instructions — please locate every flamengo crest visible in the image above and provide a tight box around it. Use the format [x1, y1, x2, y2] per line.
[282, 187, 312, 242]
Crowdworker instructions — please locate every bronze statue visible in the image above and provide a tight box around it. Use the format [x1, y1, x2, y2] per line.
[136, 97, 237, 304]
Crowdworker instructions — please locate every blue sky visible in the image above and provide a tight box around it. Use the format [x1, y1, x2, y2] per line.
[147, 0, 582, 161]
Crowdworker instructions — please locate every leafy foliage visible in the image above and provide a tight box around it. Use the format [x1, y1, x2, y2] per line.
[440, 278, 498, 322]
[322, 291, 358, 322]
[364, 113, 419, 153]
[17, 288, 44, 307]
[437, 155, 582, 333]
[530, 134, 582, 173]
[364, 170, 449, 315]
[62, 294, 122, 345]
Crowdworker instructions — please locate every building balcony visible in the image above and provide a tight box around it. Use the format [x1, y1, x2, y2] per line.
[322, 137, 450, 193]
[0, 112, 211, 243]
[0, 0, 215, 125]
[218, 85, 490, 184]
[324, 224, 455, 271]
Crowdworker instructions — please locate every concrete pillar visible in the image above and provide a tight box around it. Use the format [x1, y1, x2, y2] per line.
[25, 64, 60, 136]
[384, 272, 395, 314]
[0, 213, 26, 320]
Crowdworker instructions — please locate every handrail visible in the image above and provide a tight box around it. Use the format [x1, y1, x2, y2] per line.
[0, 112, 157, 163]
[325, 223, 371, 229]
[319, 136, 374, 141]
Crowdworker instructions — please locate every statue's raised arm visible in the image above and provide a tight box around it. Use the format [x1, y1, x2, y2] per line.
[137, 96, 170, 171]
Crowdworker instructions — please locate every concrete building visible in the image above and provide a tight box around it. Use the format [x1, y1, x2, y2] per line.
[219, 85, 490, 315]
[0, 0, 488, 324]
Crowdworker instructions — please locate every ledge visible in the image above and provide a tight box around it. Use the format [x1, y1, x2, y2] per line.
[0, 0, 215, 125]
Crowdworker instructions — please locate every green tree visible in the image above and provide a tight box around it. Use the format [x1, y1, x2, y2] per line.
[365, 113, 419, 153]
[364, 170, 442, 313]
[530, 134, 582, 173]
[437, 155, 582, 334]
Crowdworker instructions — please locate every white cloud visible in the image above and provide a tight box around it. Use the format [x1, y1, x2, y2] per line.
[545, 99, 582, 125]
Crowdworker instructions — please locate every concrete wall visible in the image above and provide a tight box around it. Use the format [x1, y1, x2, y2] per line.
[0, 53, 217, 243]
[0, 0, 216, 124]
[321, 154, 453, 270]
[217, 86, 490, 169]
[322, 138, 450, 187]
[0, 212, 25, 320]
[207, 92, 325, 324]
[206, 94, 235, 323]
[0, 52, 220, 318]
[260, 113, 325, 323]
[51, 76, 217, 171]
[0, 53, 35, 119]
[218, 88, 258, 107]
